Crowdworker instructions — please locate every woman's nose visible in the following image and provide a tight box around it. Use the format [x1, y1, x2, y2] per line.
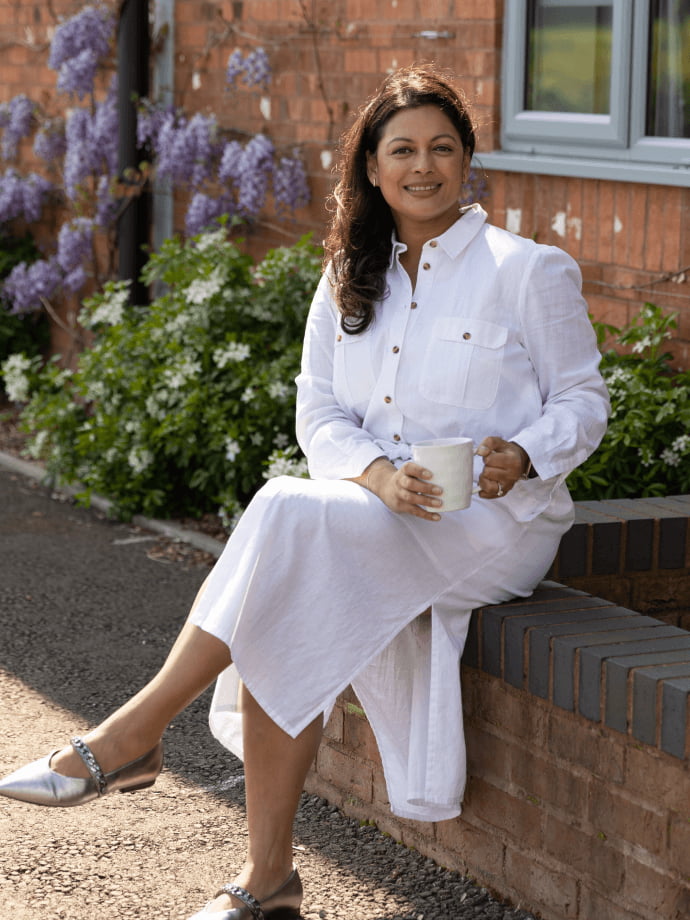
[413, 151, 433, 172]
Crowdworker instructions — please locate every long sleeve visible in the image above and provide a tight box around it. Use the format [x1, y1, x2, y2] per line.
[295, 273, 386, 479]
[508, 246, 610, 481]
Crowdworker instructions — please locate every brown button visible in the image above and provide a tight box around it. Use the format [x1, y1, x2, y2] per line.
[410, 301, 418, 309]
[463, 331, 471, 340]
[384, 396, 392, 404]
[393, 434, 401, 442]
[392, 346, 400, 353]
[429, 240, 438, 248]
[336, 334, 342, 342]
[422, 262, 431, 270]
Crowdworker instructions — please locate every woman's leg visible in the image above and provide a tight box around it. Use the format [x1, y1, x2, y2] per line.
[52, 578, 232, 778]
[206, 685, 323, 912]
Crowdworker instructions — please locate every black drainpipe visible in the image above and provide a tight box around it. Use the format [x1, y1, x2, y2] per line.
[117, 0, 150, 306]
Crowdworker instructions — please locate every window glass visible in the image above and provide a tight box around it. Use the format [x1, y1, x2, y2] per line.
[647, 0, 690, 137]
[526, 1, 613, 114]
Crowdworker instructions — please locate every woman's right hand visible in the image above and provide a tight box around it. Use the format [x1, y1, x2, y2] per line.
[366, 459, 443, 521]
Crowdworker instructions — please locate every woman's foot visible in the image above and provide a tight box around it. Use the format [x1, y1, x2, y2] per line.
[190, 865, 302, 917]
[0, 735, 163, 807]
[49, 725, 156, 780]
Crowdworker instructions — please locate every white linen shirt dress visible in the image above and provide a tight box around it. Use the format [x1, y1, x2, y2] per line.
[189, 204, 610, 822]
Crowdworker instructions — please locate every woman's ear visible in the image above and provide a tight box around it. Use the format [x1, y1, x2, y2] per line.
[366, 151, 378, 187]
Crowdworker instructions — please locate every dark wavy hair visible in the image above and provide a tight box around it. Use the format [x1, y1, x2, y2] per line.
[325, 64, 476, 335]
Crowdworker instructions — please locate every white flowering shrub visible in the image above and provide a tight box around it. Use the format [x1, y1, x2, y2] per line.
[567, 303, 690, 500]
[4, 228, 321, 521]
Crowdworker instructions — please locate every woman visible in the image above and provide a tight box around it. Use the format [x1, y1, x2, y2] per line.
[0, 65, 609, 919]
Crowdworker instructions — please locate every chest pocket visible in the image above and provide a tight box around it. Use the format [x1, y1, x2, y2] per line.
[420, 317, 508, 410]
[332, 329, 378, 413]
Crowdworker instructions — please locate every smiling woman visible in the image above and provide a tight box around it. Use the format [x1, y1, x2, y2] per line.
[0, 64, 610, 920]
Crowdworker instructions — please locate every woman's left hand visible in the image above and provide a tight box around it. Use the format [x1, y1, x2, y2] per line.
[476, 437, 530, 500]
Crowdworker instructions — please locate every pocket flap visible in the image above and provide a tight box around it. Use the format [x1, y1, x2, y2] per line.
[435, 317, 508, 350]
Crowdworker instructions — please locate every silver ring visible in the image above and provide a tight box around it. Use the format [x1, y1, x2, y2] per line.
[496, 482, 504, 497]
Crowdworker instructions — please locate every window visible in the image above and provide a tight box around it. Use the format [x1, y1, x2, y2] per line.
[481, 0, 690, 186]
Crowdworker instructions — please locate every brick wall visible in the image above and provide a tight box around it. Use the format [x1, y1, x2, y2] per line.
[2, 1, 687, 367]
[550, 495, 690, 630]
[305, 501, 690, 920]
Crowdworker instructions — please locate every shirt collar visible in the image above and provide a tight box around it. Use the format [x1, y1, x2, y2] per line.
[388, 203, 488, 267]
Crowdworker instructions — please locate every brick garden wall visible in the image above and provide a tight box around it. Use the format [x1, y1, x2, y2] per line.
[1, 0, 688, 366]
[305, 502, 690, 920]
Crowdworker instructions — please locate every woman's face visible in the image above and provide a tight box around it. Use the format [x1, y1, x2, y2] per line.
[366, 105, 470, 241]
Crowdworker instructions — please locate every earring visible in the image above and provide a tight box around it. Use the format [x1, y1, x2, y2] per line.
[372, 176, 377, 187]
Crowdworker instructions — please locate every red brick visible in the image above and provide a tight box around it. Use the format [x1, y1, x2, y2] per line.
[660, 189, 683, 271]
[622, 858, 688, 917]
[645, 187, 666, 272]
[579, 886, 656, 920]
[510, 749, 590, 816]
[435, 816, 505, 879]
[504, 847, 579, 919]
[462, 777, 543, 848]
[580, 180, 600, 263]
[597, 181, 615, 265]
[464, 671, 549, 748]
[543, 813, 625, 890]
[669, 813, 690, 878]
[453, 0, 502, 18]
[547, 710, 625, 783]
[624, 745, 690, 818]
[464, 722, 512, 785]
[588, 784, 666, 856]
[315, 744, 373, 804]
[342, 711, 382, 765]
[323, 706, 343, 743]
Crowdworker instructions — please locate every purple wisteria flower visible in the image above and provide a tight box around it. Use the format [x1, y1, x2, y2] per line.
[95, 174, 118, 227]
[225, 47, 272, 89]
[218, 140, 243, 184]
[0, 169, 52, 223]
[273, 154, 310, 214]
[243, 48, 271, 88]
[33, 119, 67, 163]
[0, 95, 35, 159]
[225, 49, 244, 85]
[185, 191, 236, 236]
[91, 79, 119, 176]
[136, 100, 176, 151]
[2, 257, 62, 314]
[155, 112, 219, 188]
[49, 4, 116, 98]
[63, 80, 118, 199]
[63, 108, 94, 199]
[57, 217, 94, 292]
[237, 133, 274, 215]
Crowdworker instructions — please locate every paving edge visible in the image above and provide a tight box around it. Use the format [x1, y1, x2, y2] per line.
[0, 449, 226, 559]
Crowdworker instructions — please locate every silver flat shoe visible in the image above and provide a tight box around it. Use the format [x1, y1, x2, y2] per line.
[0, 736, 163, 807]
[186, 868, 302, 920]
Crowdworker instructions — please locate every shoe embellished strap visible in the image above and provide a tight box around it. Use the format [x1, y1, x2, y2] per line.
[216, 884, 264, 920]
[70, 736, 108, 796]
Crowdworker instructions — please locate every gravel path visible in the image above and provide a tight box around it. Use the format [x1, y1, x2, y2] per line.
[0, 465, 537, 920]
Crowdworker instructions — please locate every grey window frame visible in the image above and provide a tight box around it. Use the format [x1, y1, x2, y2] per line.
[480, 0, 690, 187]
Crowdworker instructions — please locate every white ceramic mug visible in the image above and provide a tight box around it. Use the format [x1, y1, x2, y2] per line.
[412, 437, 475, 512]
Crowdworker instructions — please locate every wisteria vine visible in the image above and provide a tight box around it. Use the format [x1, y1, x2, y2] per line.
[0, 5, 310, 316]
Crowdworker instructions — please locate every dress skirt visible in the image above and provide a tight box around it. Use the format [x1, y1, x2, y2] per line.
[188, 474, 572, 822]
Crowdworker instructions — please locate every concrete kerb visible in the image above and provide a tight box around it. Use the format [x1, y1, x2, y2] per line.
[0, 449, 227, 560]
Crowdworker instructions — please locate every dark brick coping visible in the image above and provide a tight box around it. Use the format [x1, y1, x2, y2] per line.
[462, 580, 690, 761]
[550, 494, 690, 579]
[463, 495, 690, 763]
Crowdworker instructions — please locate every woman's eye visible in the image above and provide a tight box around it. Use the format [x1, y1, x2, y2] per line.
[391, 146, 412, 155]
